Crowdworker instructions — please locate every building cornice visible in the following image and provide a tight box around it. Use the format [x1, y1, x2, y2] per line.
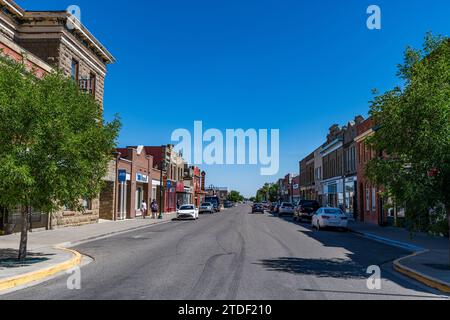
[0, 0, 24, 17]
[355, 129, 374, 143]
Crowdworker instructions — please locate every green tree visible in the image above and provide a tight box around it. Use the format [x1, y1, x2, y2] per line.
[228, 190, 244, 202]
[366, 34, 450, 262]
[0, 55, 121, 260]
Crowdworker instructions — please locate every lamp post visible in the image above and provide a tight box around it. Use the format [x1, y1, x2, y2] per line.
[159, 146, 168, 220]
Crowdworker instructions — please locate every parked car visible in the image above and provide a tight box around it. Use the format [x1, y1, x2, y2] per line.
[294, 200, 321, 222]
[199, 202, 214, 214]
[177, 204, 199, 220]
[224, 201, 234, 209]
[312, 207, 349, 231]
[251, 203, 265, 214]
[261, 201, 271, 210]
[278, 203, 295, 217]
[204, 196, 221, 212]
[272, 203, 280, 213]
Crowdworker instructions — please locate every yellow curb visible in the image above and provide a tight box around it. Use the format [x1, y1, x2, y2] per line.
[393, 250, 450, 293]
[0, 246, 82, 292]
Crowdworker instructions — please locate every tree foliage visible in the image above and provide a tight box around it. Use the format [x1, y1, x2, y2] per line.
[228, 190, 244, 203]
[256, 183, 279, 203]
[0, 55, 121, 259]
[366, 33, 450, 236]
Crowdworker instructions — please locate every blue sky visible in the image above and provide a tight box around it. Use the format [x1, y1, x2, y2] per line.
[18, 0, 450, 197]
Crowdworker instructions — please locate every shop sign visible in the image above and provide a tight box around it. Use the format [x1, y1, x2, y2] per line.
[136, 173, 149, 183]
[118, 170, 127, 182]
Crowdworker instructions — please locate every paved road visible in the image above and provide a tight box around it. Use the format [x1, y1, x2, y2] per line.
[2, 205, 449, 300]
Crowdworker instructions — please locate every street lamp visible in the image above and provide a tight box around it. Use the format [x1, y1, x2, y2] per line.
[159, 145, 168, 220]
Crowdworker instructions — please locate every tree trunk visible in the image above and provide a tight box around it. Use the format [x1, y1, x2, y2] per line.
[18, 206, 29, 261]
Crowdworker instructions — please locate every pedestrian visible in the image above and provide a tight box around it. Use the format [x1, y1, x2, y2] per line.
[151, 200, 158, 219]
[141, 200, 148, 219]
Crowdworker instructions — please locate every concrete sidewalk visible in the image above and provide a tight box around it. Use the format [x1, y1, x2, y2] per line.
[0, 213, 176, 293]
[349, 222, 450, 293]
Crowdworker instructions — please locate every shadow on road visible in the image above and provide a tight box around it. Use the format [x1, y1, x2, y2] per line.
[257, 257, 366, 279]
[258, 213, 450, 297]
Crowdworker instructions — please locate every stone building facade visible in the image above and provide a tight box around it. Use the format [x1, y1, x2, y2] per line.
[0, 0, 114, 231]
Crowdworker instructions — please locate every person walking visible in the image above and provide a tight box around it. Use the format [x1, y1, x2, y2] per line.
[151, 200, 158, 219]
[141, 200, 148, 219]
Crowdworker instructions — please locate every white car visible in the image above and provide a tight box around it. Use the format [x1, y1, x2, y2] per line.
[312, 207, 349, 231]
[177, 205, 199, 220]
[199, 202, 214, 214]
[278, 202, 295, 217]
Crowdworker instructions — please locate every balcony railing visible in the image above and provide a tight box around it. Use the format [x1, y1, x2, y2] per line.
[78, 78, 96, 96]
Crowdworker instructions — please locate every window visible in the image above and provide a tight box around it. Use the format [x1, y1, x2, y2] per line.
[89, 72, 96, 97]
[71, 59, 79, 81]
[372, 188, 377, 212]
[152, 187, 157, 202]
[136, 187, 143, 211]
[82, 198, 92, 211]
[365, 186, 370, 212]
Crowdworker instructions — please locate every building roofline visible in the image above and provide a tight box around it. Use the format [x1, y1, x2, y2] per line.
[0, 0, 24, 17]
[1, 1, 115, 64]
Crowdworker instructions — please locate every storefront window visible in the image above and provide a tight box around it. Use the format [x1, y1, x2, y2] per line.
[136, 187, 143, 211]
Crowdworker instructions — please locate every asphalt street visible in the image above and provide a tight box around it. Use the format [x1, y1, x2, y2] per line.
[2, 204, 449, 300]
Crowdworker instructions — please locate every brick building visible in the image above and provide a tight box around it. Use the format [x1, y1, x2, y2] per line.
[291, 175, 301, 203]
[184, 166, 206, 207]
[141, 145, 186, 213]
[99, 147, 162, 221]
[320, 124, 345, 208]
[299, 152, 315, 201]
[314, 147, 324, 205]
[342, 116, 364, 216]
[0, 0, 114, 231]
[355, 118, 387, 225]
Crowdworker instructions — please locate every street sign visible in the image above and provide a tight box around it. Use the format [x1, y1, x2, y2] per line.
[118, 170, 127, 182]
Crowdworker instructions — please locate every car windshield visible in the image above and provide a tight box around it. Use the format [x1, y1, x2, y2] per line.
[282, 203, 293, 207]
[323, 209, 343, 215]
[180, 206, 194, 210]
[201, 203, 212, 206]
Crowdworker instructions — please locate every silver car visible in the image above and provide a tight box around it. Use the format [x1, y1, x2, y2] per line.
[278, 203, 295, 217]
[199, 202, 214, 214]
